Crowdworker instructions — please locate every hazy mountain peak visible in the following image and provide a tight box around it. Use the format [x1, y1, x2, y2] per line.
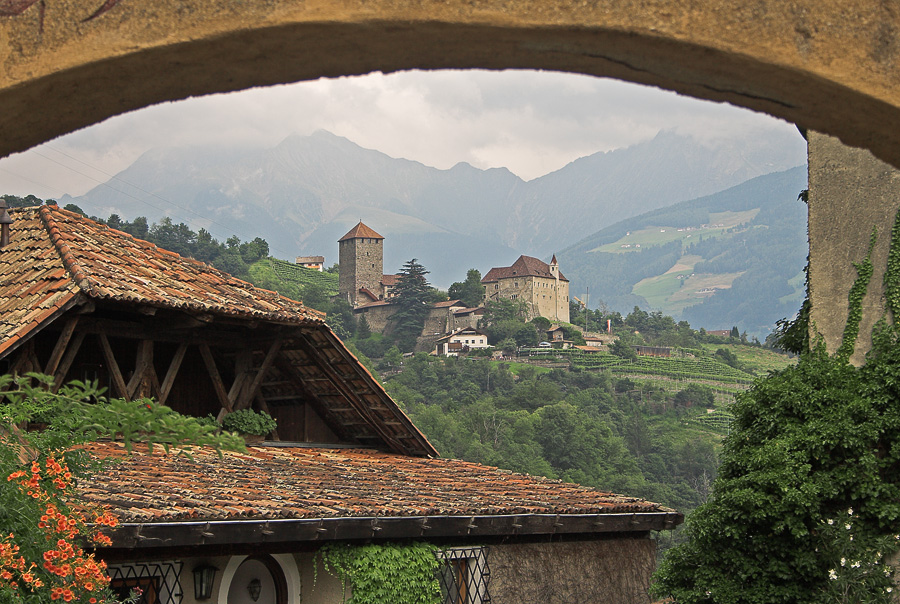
[72, 128, 806, 289]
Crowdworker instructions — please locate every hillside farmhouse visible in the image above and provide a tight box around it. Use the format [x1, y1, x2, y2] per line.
[0, 205, 681, 604]
[294, 255, 325, 271]
[482, 255, 570, 323]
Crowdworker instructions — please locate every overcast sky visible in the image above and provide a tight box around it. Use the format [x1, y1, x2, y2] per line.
[0, 69, 806, 200]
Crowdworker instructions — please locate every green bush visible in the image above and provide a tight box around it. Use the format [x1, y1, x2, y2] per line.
[222, 409, 277, 436]
[653, 335, 900, 603]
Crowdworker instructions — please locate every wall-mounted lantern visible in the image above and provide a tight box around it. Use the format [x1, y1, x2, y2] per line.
[192, 565, 218, 600]
[247, 578, 261, 602]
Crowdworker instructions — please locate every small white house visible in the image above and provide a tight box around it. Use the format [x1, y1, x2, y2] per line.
[434, 327, 490, 356]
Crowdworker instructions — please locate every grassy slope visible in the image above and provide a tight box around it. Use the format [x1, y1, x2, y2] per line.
[590, 209, 761, 254]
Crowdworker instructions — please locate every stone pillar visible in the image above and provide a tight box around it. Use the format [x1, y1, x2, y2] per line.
[808, 131, 900, 364]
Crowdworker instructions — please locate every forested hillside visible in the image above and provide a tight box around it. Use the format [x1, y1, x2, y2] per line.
[385, 354, 722, 515]
[559, 166, 808, 337]
[355, 306, 795, 521]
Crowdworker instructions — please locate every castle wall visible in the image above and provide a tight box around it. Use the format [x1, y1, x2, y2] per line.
[486, 275, 569, 323]
[355, 304, 395, 333]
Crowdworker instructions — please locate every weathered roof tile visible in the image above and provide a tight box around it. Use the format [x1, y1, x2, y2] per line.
[79, 442, 674, 523]
[0, 206, 325, 357]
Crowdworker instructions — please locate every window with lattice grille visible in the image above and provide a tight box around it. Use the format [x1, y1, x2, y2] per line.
[107, 561, 184, 604]
[436, 547, 491, 604]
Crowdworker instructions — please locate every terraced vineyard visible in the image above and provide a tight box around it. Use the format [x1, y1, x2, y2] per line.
[266, 258, 339, 294]
[522, 348, 755, 385]
[690, 408, 737, 434]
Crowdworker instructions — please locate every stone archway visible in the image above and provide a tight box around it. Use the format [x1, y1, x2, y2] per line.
[0, 0, 899, 168]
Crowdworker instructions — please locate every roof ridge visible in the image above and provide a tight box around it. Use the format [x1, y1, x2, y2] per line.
[38, 205, 95, 295]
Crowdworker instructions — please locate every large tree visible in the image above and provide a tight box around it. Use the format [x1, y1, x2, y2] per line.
[391, 259, 433, 351]
[448, 268, 484, 308]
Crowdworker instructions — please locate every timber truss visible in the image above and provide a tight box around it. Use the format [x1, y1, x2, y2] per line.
[2, 297, 436, 458]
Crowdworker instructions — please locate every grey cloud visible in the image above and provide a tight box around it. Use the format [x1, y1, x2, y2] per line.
[0, 69, 805, 199]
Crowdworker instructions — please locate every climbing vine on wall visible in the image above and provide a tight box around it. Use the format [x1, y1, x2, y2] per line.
[837, 227, 877, 360]
[319, 542, 441, 604]
[884, 208, 900, 321]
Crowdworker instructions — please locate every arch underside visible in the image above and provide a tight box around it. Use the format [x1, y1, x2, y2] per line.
[1, 10, 899, 167]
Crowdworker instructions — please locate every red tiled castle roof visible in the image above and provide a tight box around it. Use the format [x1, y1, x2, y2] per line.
[482, 255, 568, 283]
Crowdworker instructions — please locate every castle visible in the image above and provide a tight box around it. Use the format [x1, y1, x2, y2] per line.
[339, 221, 570, 327]
[482, 255, 570, 323]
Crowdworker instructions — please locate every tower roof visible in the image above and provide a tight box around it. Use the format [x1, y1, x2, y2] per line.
[339, 221, 384, 242]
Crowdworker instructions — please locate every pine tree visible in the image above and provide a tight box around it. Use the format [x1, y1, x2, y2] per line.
[391, 259, 433, 352]
[357, 313, 372, 339]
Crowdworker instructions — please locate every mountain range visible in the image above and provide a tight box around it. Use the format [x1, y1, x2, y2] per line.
[66, 128, 805, 291]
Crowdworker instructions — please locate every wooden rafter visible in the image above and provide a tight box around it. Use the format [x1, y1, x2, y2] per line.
[271, 355, 355, 443]
[51, 332, 85, 393]
[157, 343, 188, 406]
[43, 317, 79, 376]
[293, 334, 405, 453]
[98, 333, 129, 399]
[199, 343, 231, 413]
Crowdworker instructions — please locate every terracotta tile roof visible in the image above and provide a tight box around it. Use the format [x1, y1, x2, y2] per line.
[0, 206, 324, 358]
[338, 221, 384, 242]
[453, 307, 484, 316]
[380, 274, 400, 286]
[354, 300, 394, 310]
[431, 299, 463, 309]
[358, 287, 381, 302]
[79, 442, 674, 523]
[481, 255, 568, 283]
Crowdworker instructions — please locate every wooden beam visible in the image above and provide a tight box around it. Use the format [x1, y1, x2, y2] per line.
[98, 333, 129, 400]
[98, 512, 684, 551]
[51, 332, 85, 393]
[272, 356, 356, 444]
[43, 317, 79, 376]
[127, 340, 156, 400]
[226, 349, 252, 410]
[157, 342, 188, 405]
[71, 317, 266, 348]
[234, 338, 282, 411]
[9, 340, 37, 376]
[199, 344, 231, 413]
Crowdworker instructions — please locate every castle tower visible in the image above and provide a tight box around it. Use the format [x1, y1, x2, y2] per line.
[550, 255, 568, 323]
[338, 221, 385, 306]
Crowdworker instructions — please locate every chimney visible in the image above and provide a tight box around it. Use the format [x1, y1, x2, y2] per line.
[0, 201, 12, 249]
